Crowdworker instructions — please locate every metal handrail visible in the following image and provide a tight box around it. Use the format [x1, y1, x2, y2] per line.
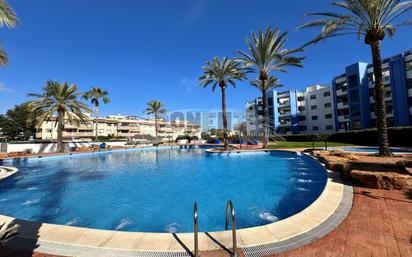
[193, 202, 199, 257]
[225, 200, 238, 257]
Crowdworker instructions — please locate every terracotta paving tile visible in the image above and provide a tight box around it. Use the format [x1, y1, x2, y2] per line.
[397, 238, 412, 257]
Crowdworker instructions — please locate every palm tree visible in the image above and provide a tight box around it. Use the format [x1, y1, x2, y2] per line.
[234, 121, 247, 149]
[82, 87, 110, 142]
[25, 81, 92, 152]
[0, 0, 18, 66]
[298, 0, 412, 157]
[238, 27, 304, 148]
[144, 100, 167, 144]
[250, 77, 283, 139]
[199, 57, 250, 150]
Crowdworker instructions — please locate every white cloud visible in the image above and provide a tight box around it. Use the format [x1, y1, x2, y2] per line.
[185, 0, 209, 24]
[180, 78, 197, 94]
[0, 82, 11, 93]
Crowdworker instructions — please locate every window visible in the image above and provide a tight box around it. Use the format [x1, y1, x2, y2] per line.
[46, 129, 52, 133]
[349, 89, 360, 102]
[325, 114, 332, 119]
[407, 79, 412, 89]
[300, 126, 307, 131]
[298, 106, 306, 112]
[310, 95, 316, 100]
[406, 60, 412, 71]
[311, 105, 317, 110]
[299, 116, 306, 121]
[326, 125, 333, 130]
[267, 97, 273, 106]
[312, 126, 319, 131]
[324, 91, 331, 97]
[348, 74, 358, 89]
[298, 96, 305, 101]
[324, 103, 332, 108]
[312, 116, 318, 120]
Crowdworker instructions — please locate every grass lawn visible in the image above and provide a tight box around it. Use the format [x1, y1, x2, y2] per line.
[267, 141, 356, 149]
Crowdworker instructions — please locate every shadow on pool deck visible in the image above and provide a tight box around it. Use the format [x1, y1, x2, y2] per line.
[1, 218, 42, 257]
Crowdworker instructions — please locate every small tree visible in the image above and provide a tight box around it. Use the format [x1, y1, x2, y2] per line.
[144, 100, 167, 144]
[82, 87, 110, 142]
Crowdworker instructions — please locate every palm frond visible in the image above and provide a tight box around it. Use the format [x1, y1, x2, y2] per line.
[299, 0, 412, 46]
[0, 0, 17, 28]
[237, 27, 304, 81]
[199, 57, 249, 91]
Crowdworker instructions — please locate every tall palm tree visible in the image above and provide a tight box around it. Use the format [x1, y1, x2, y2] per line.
[0, 0, 18, 66]
[250, 77, 283, 138]
[238, 27, 304, 148]
[298, 0, 412, 157]
[144, 100, 167, 144]
[82, 87, 110, 142]
[25, 81, 92, 152]
[199, 57, 250, 150]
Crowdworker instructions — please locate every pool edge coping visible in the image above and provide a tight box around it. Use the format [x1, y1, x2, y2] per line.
[0, 150, 352, 256]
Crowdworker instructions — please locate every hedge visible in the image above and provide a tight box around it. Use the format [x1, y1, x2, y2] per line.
[280, 126, 412, 147]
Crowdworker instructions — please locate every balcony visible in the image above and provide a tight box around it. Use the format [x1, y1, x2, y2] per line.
[118, 125, 139, 131]
[407, 70, 412, 79]
[338, 115, 349, 122]
[64, 123, 78, 129]
[337, 102, 349, 109]
[336, 89, 347, 96]
[279, 122, 291, 127]
[62, 132, 94, 138]
[278, 102, 290, 108]
[371, 111, 394, 119]
[369, 95, 392, 103]
[78, 124, 94, 130]
[279, 111, 291, 117]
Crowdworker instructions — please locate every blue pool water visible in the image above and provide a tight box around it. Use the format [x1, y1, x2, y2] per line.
[0, 148, 327, 233]
[339, 147, 412, 153]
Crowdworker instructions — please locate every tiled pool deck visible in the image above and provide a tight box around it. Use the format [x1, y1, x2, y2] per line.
[1, 187, 411, 257]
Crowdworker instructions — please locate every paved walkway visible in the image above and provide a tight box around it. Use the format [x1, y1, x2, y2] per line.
[1, 187, 411, 257]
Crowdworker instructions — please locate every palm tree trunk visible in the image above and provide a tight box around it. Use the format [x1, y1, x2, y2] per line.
[370, 41, 391, 156]
[220, 85, 229, 151]
[154, 113, 158, 144]
[57, 110, 64, 152]
[95, 105, 99, 142]
[261, 82, 269, 148]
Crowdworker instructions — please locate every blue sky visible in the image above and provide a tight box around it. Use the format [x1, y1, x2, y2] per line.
[0, 0, 412, 116]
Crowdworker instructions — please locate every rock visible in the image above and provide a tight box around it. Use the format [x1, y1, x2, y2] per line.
[350, 170, 412, 190]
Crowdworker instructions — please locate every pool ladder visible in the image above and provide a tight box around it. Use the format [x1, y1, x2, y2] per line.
[193, 200, 238, 257]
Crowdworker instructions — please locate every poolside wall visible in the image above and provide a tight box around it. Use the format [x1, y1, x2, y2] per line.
[4, 141, 128, 153]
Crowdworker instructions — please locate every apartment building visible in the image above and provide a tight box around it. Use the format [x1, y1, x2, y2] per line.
[35, 114, 201, 142]
[246, 85, 335, 135]
[333, 49, 412, 131]
[246, 49, 412, 135]
[299, 85, 336, 134]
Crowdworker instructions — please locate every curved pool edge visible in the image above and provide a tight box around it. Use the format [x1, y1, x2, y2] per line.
[0, 151, 353, 256]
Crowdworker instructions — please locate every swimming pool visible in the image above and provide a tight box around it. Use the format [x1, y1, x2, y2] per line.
[0, 148, 327, 233]
[339, 147, 412, 153]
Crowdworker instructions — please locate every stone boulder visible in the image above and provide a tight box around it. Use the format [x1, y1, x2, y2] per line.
[350, 170, 412, 190]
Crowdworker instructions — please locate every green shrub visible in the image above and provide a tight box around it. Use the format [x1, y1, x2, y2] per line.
[281, 126, 412, 147]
